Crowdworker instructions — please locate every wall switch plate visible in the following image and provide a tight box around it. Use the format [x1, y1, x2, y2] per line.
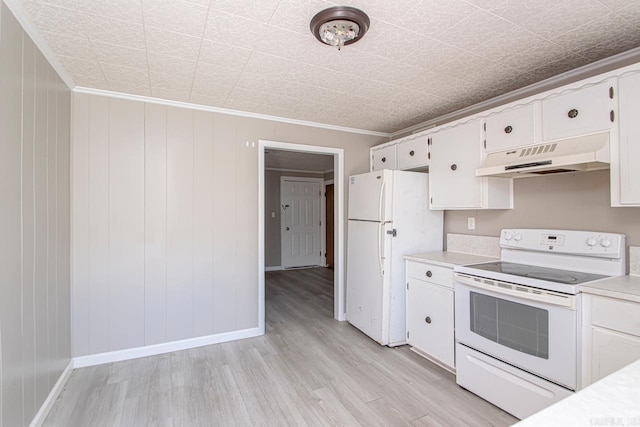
[467, 217, 475, 230]
[271, 212, 276, 218]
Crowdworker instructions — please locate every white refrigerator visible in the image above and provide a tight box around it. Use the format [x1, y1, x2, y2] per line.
[346, 169, 443, 346]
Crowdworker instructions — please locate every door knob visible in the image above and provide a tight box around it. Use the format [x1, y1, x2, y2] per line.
[425, 316, 432, 324]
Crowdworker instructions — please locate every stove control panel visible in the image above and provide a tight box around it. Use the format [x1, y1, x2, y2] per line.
[500, 229, 625, 259]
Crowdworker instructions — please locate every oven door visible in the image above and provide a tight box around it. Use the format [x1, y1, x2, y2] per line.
[454, 273, 578, 390]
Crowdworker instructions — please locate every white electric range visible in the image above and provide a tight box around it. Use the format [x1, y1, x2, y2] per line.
[453, 229, 626, 420]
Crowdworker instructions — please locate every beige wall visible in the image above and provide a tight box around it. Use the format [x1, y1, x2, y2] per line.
[445, 170, 640, 266]
[265, 170, 325, 268]
[72, 92, 383, 357]
[0, 2, 72, 426]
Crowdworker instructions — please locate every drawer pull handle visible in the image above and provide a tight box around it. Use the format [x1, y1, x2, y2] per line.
[381, 157, 386, 163]
[426, 271, 432, 278]
[450, 164, 457, 171]
[425, 317, 432, 324]
[409, 150, 415, 156]
[504, 125, 513, 134]
[568, 108, 579, 119]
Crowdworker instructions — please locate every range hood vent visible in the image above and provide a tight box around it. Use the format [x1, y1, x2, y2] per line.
[476, 132, 610, 178]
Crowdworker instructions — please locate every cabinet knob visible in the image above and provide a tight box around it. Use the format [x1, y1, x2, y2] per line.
[504, 125, 513, 134]
[450, 164, 457, 171]
[426, 270, 432, 278]
[425, 316, 432, 324]
[568, 108, 579, 119]
[409, 150, 415, 156]
[286, 227, 290, 231]
[381, 157, 386, 163]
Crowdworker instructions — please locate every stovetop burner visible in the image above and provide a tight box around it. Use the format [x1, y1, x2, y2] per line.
[463, 261, 607, 285]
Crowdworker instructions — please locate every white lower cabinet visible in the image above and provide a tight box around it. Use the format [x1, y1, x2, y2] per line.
[406, 261, 455, 371]
[582, 294, 640, 387]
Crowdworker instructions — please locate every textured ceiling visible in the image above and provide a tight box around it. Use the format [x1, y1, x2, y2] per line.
[265, 150, 334, 172]
[17, 0, 640, 133]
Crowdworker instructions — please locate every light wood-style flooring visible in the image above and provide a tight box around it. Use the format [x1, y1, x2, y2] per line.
[44, 268, 517, 426]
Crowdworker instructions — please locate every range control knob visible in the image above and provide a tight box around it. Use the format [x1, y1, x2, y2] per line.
[504, 231, 513, 241]
[600, 238, 612, 248]
[586, 237, 598, 247]
[513, 233, 523, 242]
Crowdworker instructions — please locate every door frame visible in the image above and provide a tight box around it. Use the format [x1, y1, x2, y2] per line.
[258, 140, 345, 327]
[279, 176, 324, 269]
[323, 179, 334, 267]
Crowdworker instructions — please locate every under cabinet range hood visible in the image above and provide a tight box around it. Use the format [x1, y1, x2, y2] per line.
[476, 132, 610, 178]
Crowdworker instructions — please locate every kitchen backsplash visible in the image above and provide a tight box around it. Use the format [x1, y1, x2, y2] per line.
[631, 246, 640, 276]
[446, 233, 500, 258]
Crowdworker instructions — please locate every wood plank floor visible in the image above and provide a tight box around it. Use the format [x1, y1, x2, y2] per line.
[44, 268, 517, 426]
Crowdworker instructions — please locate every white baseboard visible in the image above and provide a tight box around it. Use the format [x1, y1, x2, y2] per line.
[73, 327, 262, 368]
[265, 266, 283, 271]
[30, 360, 74, 427]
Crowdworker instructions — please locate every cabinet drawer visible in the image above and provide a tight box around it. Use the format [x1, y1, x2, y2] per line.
[592, 296, 640, 337]
[371, 145, 397, 171]
[485, 104, 536, 153]
[542, 81, 613, 141]
[397, 135, 429, 170]
[406, 262, 453, 289]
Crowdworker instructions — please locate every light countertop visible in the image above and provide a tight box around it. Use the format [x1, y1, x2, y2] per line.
[403, 251, 498, 268]
[516, 358, 640, 427]
[580, 274, 640, 303]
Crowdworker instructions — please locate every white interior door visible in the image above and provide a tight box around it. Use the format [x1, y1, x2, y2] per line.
[281, 178, 322, 268]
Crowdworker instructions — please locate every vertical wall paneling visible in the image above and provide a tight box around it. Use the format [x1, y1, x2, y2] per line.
[144, 103, 168, 345]
[33, 47, 49, 408]
[108, 98, 145, 351]
[46, 64, 59, 390]
[211, 114, 237, 333]
[193, 111, 214, 337]
[166, 107, 195, 340]
[56, 81, 71, 375]
[88, 95, 110, 354]
[235, 117, 260, 329]
[0, 6, 24, 426]
[21, 33, 36, 423]
[0, 4, 72, 424]
[71, 93, 90, 356]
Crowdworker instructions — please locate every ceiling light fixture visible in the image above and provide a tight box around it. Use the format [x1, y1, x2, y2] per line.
[310, 6, 370, 51]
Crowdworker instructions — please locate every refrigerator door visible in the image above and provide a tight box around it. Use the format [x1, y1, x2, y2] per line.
[348, 170, 392, 222]
[346, 220, 389, 344]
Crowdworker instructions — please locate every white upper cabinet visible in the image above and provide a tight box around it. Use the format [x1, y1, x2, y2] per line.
[396, 134, 429, 170]
[541, 81, 613, 141]
[616, 72, 640, 206]
[429, 120, 512, 210]
[485, 104, 537, 153]
[371, 144, 397, 171]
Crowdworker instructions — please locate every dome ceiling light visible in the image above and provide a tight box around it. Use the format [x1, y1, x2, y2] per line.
[310, 6, 370, 51]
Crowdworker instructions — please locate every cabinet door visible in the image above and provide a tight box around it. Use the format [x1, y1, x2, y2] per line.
[397, 135, 429, 170]
[541, 81, 612, 141]
[618, 73, 640, 205]
[485, 104, 536, 153]
[371, 145, 397, 171]
[591, 327, 640, 383]
[429, 120, 484, 209]
[406, 278, 454, 369]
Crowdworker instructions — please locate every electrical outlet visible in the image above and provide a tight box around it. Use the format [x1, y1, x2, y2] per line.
[271, 212, 276, 218]
[467, 217, 476, 230]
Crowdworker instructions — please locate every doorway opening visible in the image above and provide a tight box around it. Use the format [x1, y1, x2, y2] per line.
[258, 140, 345, 334]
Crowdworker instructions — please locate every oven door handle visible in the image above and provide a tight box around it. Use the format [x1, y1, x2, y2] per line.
[454, 273, 576, 309]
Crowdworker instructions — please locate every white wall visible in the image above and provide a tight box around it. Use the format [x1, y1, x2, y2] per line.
[72, 92, 383, 357]
[0, 2, 71, 425]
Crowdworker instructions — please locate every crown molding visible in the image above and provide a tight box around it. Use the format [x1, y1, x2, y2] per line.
[3, 0, 75, 90]
[74, 86, 392, 138]
[391, 46, 640, 138]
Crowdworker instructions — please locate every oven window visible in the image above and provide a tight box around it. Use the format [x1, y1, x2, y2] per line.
[470, 291, 549, 359]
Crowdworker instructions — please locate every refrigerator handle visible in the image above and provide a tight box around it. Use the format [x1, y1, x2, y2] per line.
[378, 222, 384, 276]
[378, 177, 385, 222]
